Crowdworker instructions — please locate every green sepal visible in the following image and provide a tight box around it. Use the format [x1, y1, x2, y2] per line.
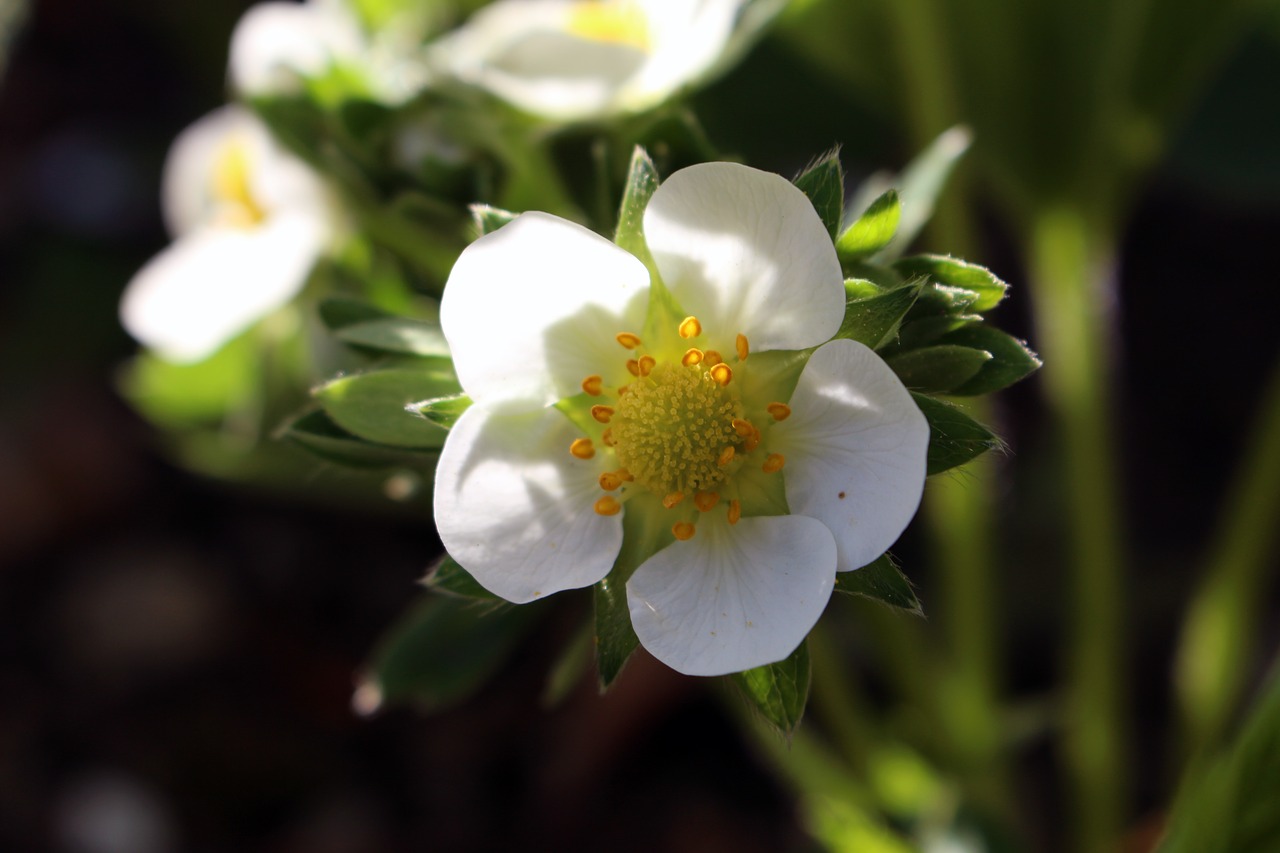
[541, 622, 595, 709]
[614, 146, 661, 273]
[907, 283, 982, 318]
[877, 126, 972, 260]
[423, 553, 500, 602]
[319, 297, 393, 330]
[408, 393, 472, 430]
[935, 324, 1042, 396]
[835, 280, 921, 349]
[837, 189, 901, 261]
[314, 367, 460, 448]
[471, 203, 518, 236]
[833, 553, 924, 617]
[893, 314, 981, 350]
[893, 255, 1008, 312]
[731, 641, 811, 736]
[333, 317, 452, 358]
[885, 345, 993, 394]
[357, 594, 542, 714]
[278, 409, 438, 469]
[912, 393, 1003, 475]
[793, 150, 845, 240]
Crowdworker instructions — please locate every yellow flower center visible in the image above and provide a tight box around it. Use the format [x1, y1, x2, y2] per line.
[210, 138, 267, 228]
[566, 1, 651, 52]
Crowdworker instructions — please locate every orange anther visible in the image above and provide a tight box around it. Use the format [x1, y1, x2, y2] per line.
[617, 468, 634, 481]
[594, 496, 622, 516]
[617, 384, 630, 396]
[681, 348, 704, 367]
[591, 405, 615, 424]
[602, 428, 616, 447]
[710, 363, 732, 386]
[763, 453, 786, 473]
[581, 374, 604, 396]
[703, 350, 723, 367]
[767, 402, 792, 421]
[637, 355, 656, 376]
[727, 499, 742, 525]
[731, 418, 754, 437]
[717, 446, 735, 467]
[662, 491, 685, 509]
[694, 491, 720, 512]
[599, 471, 625, 491]
[616, 332, 642, 350]
[569, 438, 595, 460]
[678, 316, 702, 338]
[626, 358, 641, 377]
[744, 427, 761, 453]
[672, 522, 696, 541]
[735, 334, 749, 361]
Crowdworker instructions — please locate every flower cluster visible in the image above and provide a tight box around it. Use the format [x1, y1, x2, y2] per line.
[434, 162, 929, 676]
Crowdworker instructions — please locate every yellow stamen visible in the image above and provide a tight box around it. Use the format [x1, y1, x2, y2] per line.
[582, 375, 604, 396]
[744, 427, 761, 453]
[591, 405, 615, 424]
[767, 402, 792, 421]
[678, 316, 702, 338]
[602, 428, 616, 447]
[682, 348, 704, 367]
[710, 363, 733, 386]
[717, 446, 735, 467]
[626, 358, 641, 377]
[569, 438, 595, 460]
[694, 491, 720, 512]
[672, 521, 696, 541]
[594, 496, 622, 516]
[731, 418, 754, 437]
[662, 491, 685, 509]
[736, 334, 749, 361]
[727, 499, 741, 525]
[703, 350, 723, 367]
[599, 471, 625, 491]
[763, 453, 786, 473]
[616, 332, 642, 350]
[637, 355, 656, 377]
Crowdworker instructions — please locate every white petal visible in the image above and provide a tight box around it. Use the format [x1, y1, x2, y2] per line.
[626, 514, 836, 676]
[120, 214, 325, 363]
[229, 1, 365, 96]
[625, 0, 743, 110]
[770, 339, 929, 572]
[440, 212, 650, 408]
[643, 161, 844, 354]
[434, 404, 623, 603]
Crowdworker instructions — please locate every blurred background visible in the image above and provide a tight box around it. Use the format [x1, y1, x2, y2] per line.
[2, 0, 1279, 850]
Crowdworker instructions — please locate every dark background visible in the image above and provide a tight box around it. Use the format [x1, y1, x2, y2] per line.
[2, 1, 1278, 850]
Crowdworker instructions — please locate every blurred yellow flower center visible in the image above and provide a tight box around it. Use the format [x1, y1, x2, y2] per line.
[210, 139, 266, 228]
[566, 1, 651, 52]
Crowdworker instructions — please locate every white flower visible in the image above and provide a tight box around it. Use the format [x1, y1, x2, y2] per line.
[120, 105, 333, 363]
[230, 0, 428, 101]
[429, 0, 756, 122]
[433, 162, 929, 676]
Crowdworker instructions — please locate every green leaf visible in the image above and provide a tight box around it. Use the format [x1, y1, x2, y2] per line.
[835, 280, 920, 349]
[423, 553, 499, 602]
[794, 150, 845, 240]
[885, 345, 993, 394]
[907, 283, 982, 318]
[357, 594, 541, 714]
[471, 203, 518, 236]
[333, 317, 452, 358]
[1161, 667, 1280, 853]
[314, 367, 459, 448]
[732, 641, 811, 735]
[614, 146, 661, 270]
[118, 333, 259, 429]
[318, 297, 393, 330]
[912, 393, 1002, 475]
[408, 393, 472, 430]
[833, 554, 923, 616]
[837, 189, 901, 261]
[893, 255, 1008, 312]
[938, 324, 1042, 396]
[894, 314, 981, 350]
[278, 409, 437, 468]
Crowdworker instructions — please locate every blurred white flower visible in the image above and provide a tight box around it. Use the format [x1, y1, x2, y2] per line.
[430, 0, 760, 122]
[433, 162, 929, 676]
[120, 106, 334, 363]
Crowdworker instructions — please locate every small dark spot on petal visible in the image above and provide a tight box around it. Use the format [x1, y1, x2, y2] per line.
[838, 491, 846, 499]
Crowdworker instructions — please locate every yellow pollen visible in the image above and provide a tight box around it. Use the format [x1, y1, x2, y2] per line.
[763, 453, 786, 473]
[744, 427, 762, 453]
[594, 496, 622, 516]
[566, 1, 651, 51]
[663, 491, 685, 509]
[591, 405, 615, 424]
[710, 363, 733, 386]
[602, 428, 616, 446]
[703, 350, 723, 367]
[211, 138, 266, 227]
[694, 491, 720, 512]
[731, 418, 754, 437]
[570, 438, 595, 459]
[767, 402, 792, 421]
[727, 499, 742, 525]
[637, 355, 656, 377]
[679, 316, 702, 338]
[599, 471, 626, 491]
[616, 332, 642, 350]
[626, 359, 640, 377]
[717, 446, 735, 467]
[682, 348, 704, 367]
[582, 375, 604, 396]
[672, 521, 696, 541]
[736, 334, 749, 361]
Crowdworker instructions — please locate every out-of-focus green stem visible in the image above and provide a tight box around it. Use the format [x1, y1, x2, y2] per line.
[1028, 206, 1127, 853]
[808, 623, 874, 775]
[1176, 355, 1280, 765]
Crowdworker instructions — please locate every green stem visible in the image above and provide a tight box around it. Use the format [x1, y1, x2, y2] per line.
[1027, 207, 1128, 853]
[808, 622, 874, 775]
[1175, 355, 1280, 766]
